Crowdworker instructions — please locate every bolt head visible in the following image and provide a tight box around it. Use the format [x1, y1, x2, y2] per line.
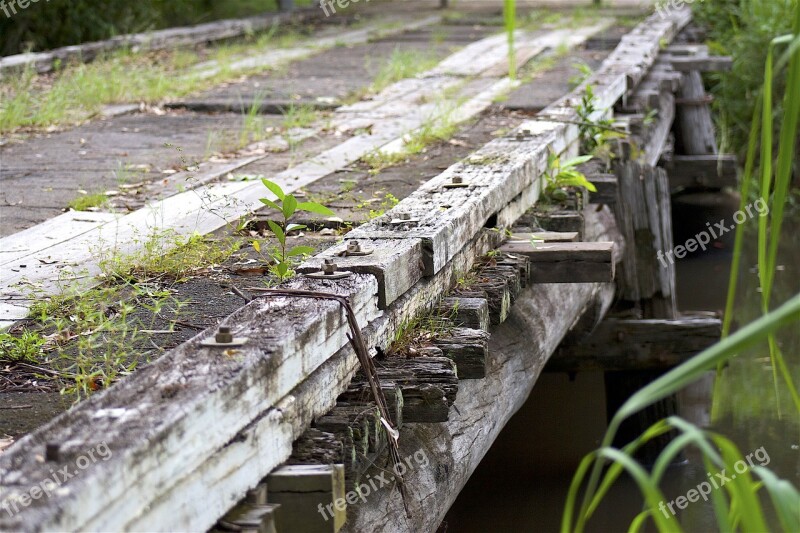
[400, 213, 411, 220]
[452, 176, 463, 184]
[347, 241, 361, 252]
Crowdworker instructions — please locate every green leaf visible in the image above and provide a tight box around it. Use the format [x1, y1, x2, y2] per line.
[295, 201, 335, 216]
[282, 194, 297, 220]
[286, 245, 315, 257]
[560, 155, 593, 170]
[259, 198, 281, 211]
[285, 223, 306, 233]
[261, 179, 285, 200]
[266, 220, 285, 245]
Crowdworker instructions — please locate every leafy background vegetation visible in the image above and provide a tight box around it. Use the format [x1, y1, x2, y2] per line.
[0, 0, 309, 55]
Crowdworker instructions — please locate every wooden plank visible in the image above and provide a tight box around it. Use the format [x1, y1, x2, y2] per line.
[437, 297, 490, 331]
[267, 465, 345, 533]
[217, 503, 280, 533]
[674, 71, 717, 155]
[669, 56, 732, 72]
[297, 239, 423, 309]
[0, 274, 378, 532]
[0, 211, 117, 267]
[499, 241, 614, 283]
[614, 161, 677, 318]
[347, 119, 574, 276]
[431, 328, 490, 379]
[586, 174, 617, 206]
[547, 315, 722, 371]
[512, 231, 579, 242]
[661, 154, 738, 189]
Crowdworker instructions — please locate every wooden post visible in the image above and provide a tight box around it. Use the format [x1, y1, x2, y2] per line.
[613, 160, 677, 318]
[674, 71, 717, 155]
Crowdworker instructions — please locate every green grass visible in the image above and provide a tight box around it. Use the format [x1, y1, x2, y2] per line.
[101, 231, 241, 283]
[281, 103, 319, 130]
[369, 48, 441, 94]
[68, 192, 108, 211]
[0, 25, 310, 134]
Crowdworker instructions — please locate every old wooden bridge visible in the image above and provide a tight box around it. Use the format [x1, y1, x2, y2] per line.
[0, 4, 733, 532]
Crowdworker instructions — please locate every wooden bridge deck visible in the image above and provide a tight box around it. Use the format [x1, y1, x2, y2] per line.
[0, 4, 729, 531]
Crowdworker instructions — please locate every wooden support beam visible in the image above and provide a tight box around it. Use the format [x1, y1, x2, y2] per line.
[297, 239, 424, 309]
[661, 154, 738, 189]
[342, 206, 623, 531]
[499, 241, 615, 283]
[373, 357, 458, 423]
[675, 71, 717, 155]
[669, 56, 732, 72]
[430, 328, 490, 379]
[614, 161, 677, 318]
[587, 174, 617, 206]
[547, 315, 722, 371]
[266, 465, 345, 533]
[338, 383, 404, 429]
[287, 429, 345, 467]
[216, 503, 280, 533]
[510, 231, 579, 242]
[437, 297, 490, 331]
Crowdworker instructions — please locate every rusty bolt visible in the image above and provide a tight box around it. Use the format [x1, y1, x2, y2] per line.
[452, 176, 463, 185]
[399, 213, 411, 221]
[215, 326, 234, 344]
[322, 258, 338, 275]
[347, 241, 361, 254]
[45, 443, 60, 462]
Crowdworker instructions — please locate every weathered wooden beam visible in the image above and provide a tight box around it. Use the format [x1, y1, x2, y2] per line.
[216, 503, 280, 533]
[614, 161, 677, 318]
[287, 429, 345, 467]
[587, 174, 618, 206]
[374, 357, 459, 423]
[430, 328, 490, 379]
[266, 465, 345, 533]
[499, 241, 615, 283]
[338, 383, 404, 429]
[661, 154, 738, 189]
[510, 231, 579, 242]
[297, 239, 424, 309]
[437, 297, 490, 331]
[674, 71, 717, 155]
[668, 56, 732, 72]
[341, 206, 623, 532]
[0, 274, 379, 532]
[546, 315, 722, 371]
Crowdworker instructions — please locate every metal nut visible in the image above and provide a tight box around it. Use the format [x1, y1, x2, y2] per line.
[215, 326, 233, 344]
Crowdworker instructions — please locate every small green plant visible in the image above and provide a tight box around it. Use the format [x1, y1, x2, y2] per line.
[543, 152, 596, 201]
[0, 331, 46, 363]
[387, 309, 454, 357]
[68, 192, 107, 211]
[575, 84, 627, 166]
[362, 150, 408, 173]
[568, 61, 593, 88]
[255, 179, 333, 281]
